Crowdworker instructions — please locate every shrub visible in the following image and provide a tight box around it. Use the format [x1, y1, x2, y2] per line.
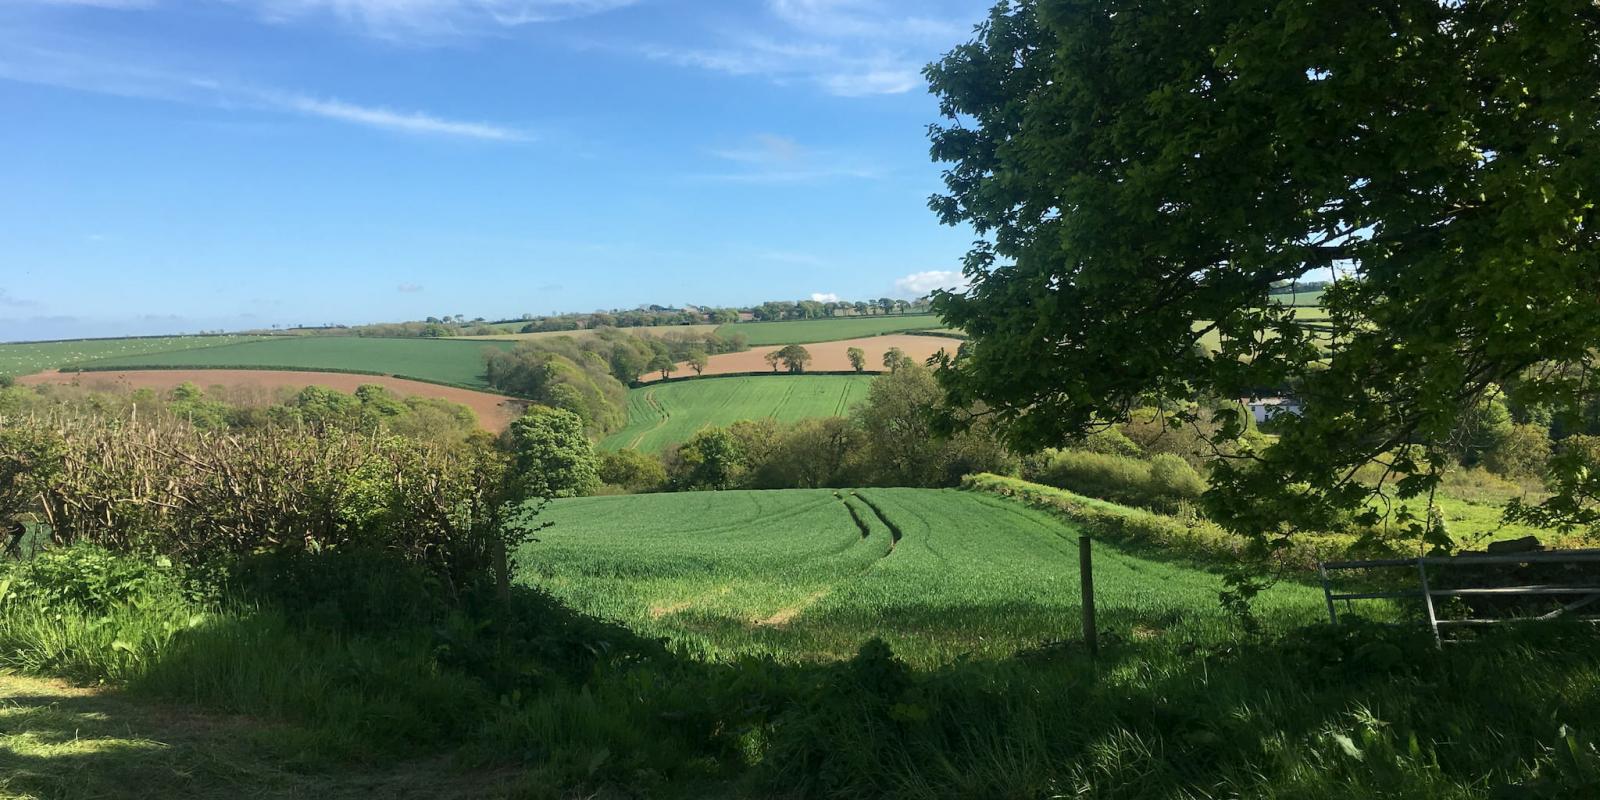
[0, 543, 185, 614]
[962, 473, 1331, 570]
[598, 448, 667, 492]
[1148, 453, 1207, 507]
[1483, 422, 1552, 479]
[1030, 449, 1205, 513]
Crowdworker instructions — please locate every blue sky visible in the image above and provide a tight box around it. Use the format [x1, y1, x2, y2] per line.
[0, 0, 993, 341]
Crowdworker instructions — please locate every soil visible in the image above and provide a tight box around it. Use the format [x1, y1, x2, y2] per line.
[643, 334, 963, 382]
[18, 369, 525, 432]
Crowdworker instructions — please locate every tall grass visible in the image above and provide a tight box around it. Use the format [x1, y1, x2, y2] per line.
[4, 543, 1598, 797]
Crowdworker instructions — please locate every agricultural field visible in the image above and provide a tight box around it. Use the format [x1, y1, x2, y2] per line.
[1270, 286, 1326, 307]
[72, 336, 515, 390]
[716, 313, 946, 346]
[522, 488, 1325, 666]
[18, 368, 524, 432]
[599, 374, 873, 452]
[644, 334, 962, 382]
[0, 335, 268, 377]
[459, 323, 720, 342]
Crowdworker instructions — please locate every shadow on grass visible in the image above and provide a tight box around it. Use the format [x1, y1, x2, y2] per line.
[5, 549, 1600, 799]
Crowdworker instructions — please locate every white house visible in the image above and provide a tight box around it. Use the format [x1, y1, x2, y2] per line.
[1243, 396, 1302, 424]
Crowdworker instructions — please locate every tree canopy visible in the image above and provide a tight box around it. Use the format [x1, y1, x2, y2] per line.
[926, 0, 1600, 544]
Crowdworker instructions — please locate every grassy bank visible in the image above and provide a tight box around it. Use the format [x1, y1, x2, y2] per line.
[599, 375, 874, 452]
[4, 545, 1599, 797]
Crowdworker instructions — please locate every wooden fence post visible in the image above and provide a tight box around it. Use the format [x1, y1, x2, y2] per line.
[1080, 535, 1098, 658]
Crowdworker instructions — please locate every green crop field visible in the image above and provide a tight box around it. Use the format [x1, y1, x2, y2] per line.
[522, 488, 1323, 666]
[0, 335, 269, 377]
[716, 314, 945, 346]
[600, 374, 873, 452]
[1270, 287, 1326, 307]
[75, 336, 515, 390]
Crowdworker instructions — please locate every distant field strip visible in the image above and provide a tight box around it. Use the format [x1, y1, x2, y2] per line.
[600, 375, 874, 452]
[0, 335, 269, 377]
[715, 314, 945, 346]
[461, 323, 720, 342]
[75, 336, 515, 390]
[524, 488, 1323, 665]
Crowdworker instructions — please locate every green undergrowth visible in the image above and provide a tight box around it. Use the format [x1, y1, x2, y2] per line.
[3, 542, 1599, 798]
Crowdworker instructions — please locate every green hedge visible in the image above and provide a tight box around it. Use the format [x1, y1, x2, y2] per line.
[63, 364, 502, 397]
[962, 473, 1337, 572]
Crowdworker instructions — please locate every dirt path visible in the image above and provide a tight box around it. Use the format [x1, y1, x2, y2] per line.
[17, 370, 525, 433]
[0, 673, 520, 799]
[641, 334, 963, 382]
[755, 588, 832, 627]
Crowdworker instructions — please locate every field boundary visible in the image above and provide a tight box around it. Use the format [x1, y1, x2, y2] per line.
[633, 370, 869, 388]
[961, 473, 1334, 572]
[63, 363, 497, 395]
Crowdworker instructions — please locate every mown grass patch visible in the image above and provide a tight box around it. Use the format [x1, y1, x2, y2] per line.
[599, 375, 873, 452]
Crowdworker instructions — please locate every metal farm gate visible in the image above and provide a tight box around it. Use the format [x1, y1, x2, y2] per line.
[1318, 548, 1600, 646]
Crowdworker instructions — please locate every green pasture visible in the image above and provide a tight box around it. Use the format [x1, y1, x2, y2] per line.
[75, 336, 514, 390]
[0, 335, 269, 377]
[521, 488, 1325, 666]
[600, 374, 873, 452]
[715, 314, 945, 346]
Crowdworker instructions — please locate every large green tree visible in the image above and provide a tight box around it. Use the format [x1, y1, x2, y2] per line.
[507, 407, 601, 499]
[927, 1, 1600, 544]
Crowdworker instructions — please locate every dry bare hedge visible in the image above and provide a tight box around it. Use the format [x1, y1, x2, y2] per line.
[0, 410, 531, 600]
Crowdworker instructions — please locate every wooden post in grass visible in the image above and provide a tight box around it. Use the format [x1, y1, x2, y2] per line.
[1080, 535, 1098, 658]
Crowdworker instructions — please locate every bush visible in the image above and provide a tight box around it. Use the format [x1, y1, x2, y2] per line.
[962, 472, 1331, 570]
[0, 543, 185, 614]
[1029, 449, 1204, 513]
[1483, 422, 1552, 479]
[1148, 453, 1207, 509]
[598, 448, 667, 492]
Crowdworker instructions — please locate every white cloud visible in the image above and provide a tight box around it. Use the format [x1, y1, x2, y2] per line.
[280, 94, 525, 140]
[0, 46, 527, 141]
[635, 1, 985, 97]
[243, 0, 640, 37]
[819, 66, 921, 97]
[22, 0, 156, 8]
[810, 292, 841, 303]
[396, 282, 425, 293]
[893, 269, 966, 297]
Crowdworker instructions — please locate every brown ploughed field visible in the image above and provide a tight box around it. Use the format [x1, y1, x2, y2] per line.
[641, 334, 963, 382]
[18, 369, 525, 432]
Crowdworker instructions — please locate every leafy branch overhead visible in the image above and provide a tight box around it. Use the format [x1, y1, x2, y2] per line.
[926, 0, 1600, 543]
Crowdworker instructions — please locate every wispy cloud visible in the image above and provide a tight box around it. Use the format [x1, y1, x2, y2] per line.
[242, 0, 641, 39]
[0, 290, 42, 309]
[702, 133, 879, 183]
[636, 0, 983, 97]
[396, 282, 425, 293]
[23, 0, 157, 8]
[279, 95, 524, 140]
[16, 0, 638, 37]
[0, 45, 529, 141]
